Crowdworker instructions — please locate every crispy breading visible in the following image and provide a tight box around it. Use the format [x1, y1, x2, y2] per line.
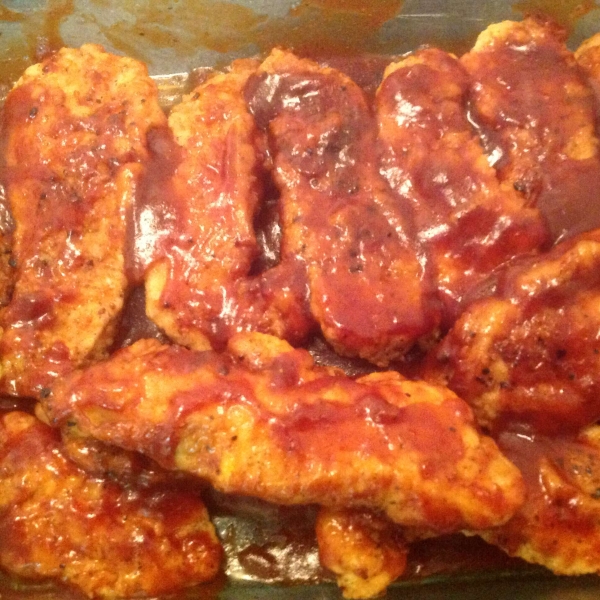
[144, 61, 313, 351]
[42, 332, 524, 533]
[247, 49, 440, 366]
[423, 229, 600, 435]
[461, 18, 600, 241]
[479, 426, 600, 575]
[0, 411, 222, 598]
[0, 44, 167, 397]
[376, 48, 548, 326]
[316, 507, 407, 599]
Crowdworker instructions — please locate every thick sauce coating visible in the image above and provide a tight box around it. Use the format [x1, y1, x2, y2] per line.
[247, 49, 440, 366]
[42, 332, 524, 533]
[144, 61, 313, 352]
[377, 48, 549, 326]
[461, 18, 600, 242]
[0, 411, 222, 598]
[0, 44, 166, 397]
[423, 229, 600, 435]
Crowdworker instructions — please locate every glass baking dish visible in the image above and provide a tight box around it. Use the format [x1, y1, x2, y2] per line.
[1, 0, 600, 598]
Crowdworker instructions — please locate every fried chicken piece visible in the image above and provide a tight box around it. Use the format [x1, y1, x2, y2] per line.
[376, 48, 548, 326]
[43, 332, 524, 533]
[144, 61, 313, 352]
[316, 507, 407, 599]
[0, 44, 167, 397]
[423, 229, 600, 435]
[479, 426, 600, 575]
[0, 411, 222, 598]
[461, 18, 600, 241]
[246, 49, 440, 366]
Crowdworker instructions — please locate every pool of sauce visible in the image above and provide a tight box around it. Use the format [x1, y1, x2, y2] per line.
[1, 0, 600, 598]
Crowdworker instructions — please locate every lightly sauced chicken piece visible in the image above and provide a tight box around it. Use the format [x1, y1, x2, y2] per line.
[461, 18, 600, 242]
[42, 331, 525, 533]
[316, 507, 407, 599]
[246, 49, 441, 366]
[477, 426, 600, 576]
[423, 228, 600, 435]
[144, 60, 313, 352]
[0, 44, 167, 398]
[0, 411, 222, 598]
[376, 48, 549, 327]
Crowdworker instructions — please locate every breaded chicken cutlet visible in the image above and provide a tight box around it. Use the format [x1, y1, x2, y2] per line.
[247, 49, 440, 366]
[0, 44, 166, 398]
[461, 18, 600, 241]
[376, 47, 549, 326]
[41, 332, 525, 533]
[0, 411, 221, 598]
[423, 228, 600, 435]
[144, 60, 314, 352]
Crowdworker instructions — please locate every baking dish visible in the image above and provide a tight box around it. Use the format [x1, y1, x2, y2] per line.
[2, 0, 600, 598]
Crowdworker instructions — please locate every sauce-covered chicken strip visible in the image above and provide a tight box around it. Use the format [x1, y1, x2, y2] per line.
[43, 332, 524, 533]
[377, 48, 548, 325]
[0, 44, 167, 397]
[316, 507, 407, 599]
[247, 50, 439, 366]
[479, 427, 600, 575]
[144, 62, 312, 352]
[461, 18, 600, 241]
[424, 229, 600, 435]
[0, 411, 222, 598]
